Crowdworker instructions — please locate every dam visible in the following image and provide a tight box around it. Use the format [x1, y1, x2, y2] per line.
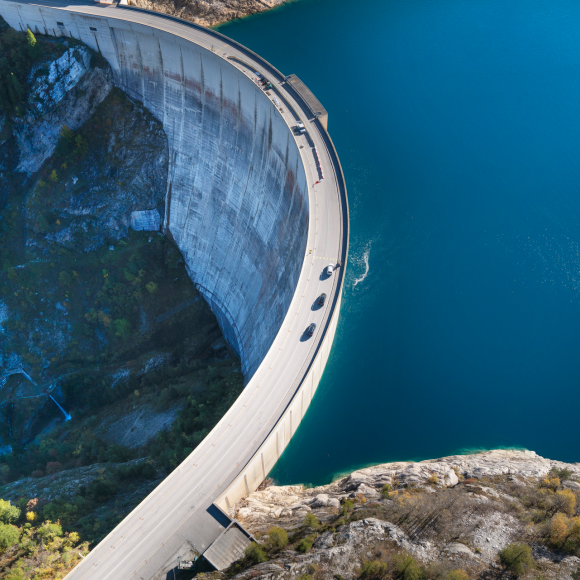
[0, 0, 348, 577]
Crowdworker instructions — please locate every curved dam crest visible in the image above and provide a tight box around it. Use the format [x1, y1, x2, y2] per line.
[0, 0, 348, 576]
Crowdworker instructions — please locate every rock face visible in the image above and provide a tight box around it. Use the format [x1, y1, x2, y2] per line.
[232, 450, 580, 526]
[222, 450, 580, 580]
[25, 88, 169, 251]
[128, 0, 286, 28]
[15, 47, 113, 175]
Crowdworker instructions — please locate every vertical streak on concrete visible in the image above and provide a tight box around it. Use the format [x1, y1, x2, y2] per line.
[0, 6, 309, 379]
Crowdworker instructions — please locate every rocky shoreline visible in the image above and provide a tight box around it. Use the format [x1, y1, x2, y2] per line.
[211, 450, 580, 579]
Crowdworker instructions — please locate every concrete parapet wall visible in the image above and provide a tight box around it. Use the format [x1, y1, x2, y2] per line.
[1, 2, 309, 378]
[217, 291, 343, 512]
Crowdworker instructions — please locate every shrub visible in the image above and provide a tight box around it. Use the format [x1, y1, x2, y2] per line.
[267, 526, 288, 550]
[381, 484, 391, 498]
[146, 281, 158, 294]
[113, 318, 131, 339]
[0, 500, 20, 524]
[445, 571, 469, 580]
[393, 553, 421, 580]
[540, 476, 560, 491]
[297, 576, 313, 580]
[499, 543, 534, 576]
[359, 560, 388, 579]
[555, 489, 576, 515]
[428, 475, 438, 485]
[551, 468, 573, 482]
[304, 512, 320, 529]
[59, 271, 73, 286]
[296, 534, 316, 553]
[0, 522, 19, 549]
[46, 461, 63, 474]
[549, 513, 580, 549]
[245, 542, 267, 564]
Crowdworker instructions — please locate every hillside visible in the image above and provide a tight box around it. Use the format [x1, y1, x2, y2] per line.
[207, 450, 580, 580]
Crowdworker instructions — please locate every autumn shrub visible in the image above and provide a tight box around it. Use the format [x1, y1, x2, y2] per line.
[267, 526, 288, 550]
[554, 489, 576, 515]
[549, 513, 580, 553]
[499, 543, 534, 576]
[540, 476, 560, 492]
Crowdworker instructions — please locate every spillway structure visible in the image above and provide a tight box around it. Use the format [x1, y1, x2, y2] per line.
[0, 0, 349, 577]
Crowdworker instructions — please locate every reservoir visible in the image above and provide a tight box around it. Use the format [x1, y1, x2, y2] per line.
[218, 0, 580, 485]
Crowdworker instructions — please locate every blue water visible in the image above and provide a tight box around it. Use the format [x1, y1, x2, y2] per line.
[217, 0, 580, 485]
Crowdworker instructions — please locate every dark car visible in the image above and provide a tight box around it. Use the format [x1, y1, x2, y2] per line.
[318, 293, 327, 306]
[306, 323, 316, 336]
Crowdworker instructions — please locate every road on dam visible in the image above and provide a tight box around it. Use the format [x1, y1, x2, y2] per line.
[0, 0, 349, 577]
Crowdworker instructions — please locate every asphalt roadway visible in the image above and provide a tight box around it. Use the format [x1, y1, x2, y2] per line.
[0, 1, 349, 577]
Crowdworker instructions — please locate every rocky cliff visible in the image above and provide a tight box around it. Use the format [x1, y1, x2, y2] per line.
[212, 450, 580, 580]
[127, 0, 286, 27]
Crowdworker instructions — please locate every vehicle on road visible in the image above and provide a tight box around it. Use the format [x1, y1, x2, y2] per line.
[326, 264, 334, 276]
[318, 293, 327, 306]
[306, 323, 316, 336]
[295, 122, 306, 135]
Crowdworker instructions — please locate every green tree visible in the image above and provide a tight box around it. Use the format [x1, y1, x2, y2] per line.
[245, 542, 267, 564]
[445, 571, 469, 580]
[36, 520, 63, 543]
[146, 281, 158, 294]
[113, 318, 131, 339]
[359, 560, 388, 579]
[0, 499, 20, 524]
[267, 526, 288, 550]
[50, 169, 58, 183]
[8, 73, 24, 108]
[499, 543, 534, 576]
[393, 553, 421, 580]
[59, 271, 73, 286]
[0, 522, 19, 549]
[26, 29, 36, 47]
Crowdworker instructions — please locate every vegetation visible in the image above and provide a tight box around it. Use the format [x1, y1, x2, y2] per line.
[0, 22, 53, 116]
[498, 543, 534, 576]
[244, 541, 268, 564]
[266, 526, 289, 551]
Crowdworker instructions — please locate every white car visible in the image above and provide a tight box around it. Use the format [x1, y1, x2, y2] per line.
[326, 264, 334, 276]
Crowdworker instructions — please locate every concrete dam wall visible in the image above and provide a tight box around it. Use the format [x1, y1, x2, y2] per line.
[2, 2, 309, 377]
[0, 2, 349, 576]
[115, 27, 309, 377]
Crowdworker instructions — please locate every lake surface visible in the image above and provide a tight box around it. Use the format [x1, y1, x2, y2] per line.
[217, 0, 580, 485]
